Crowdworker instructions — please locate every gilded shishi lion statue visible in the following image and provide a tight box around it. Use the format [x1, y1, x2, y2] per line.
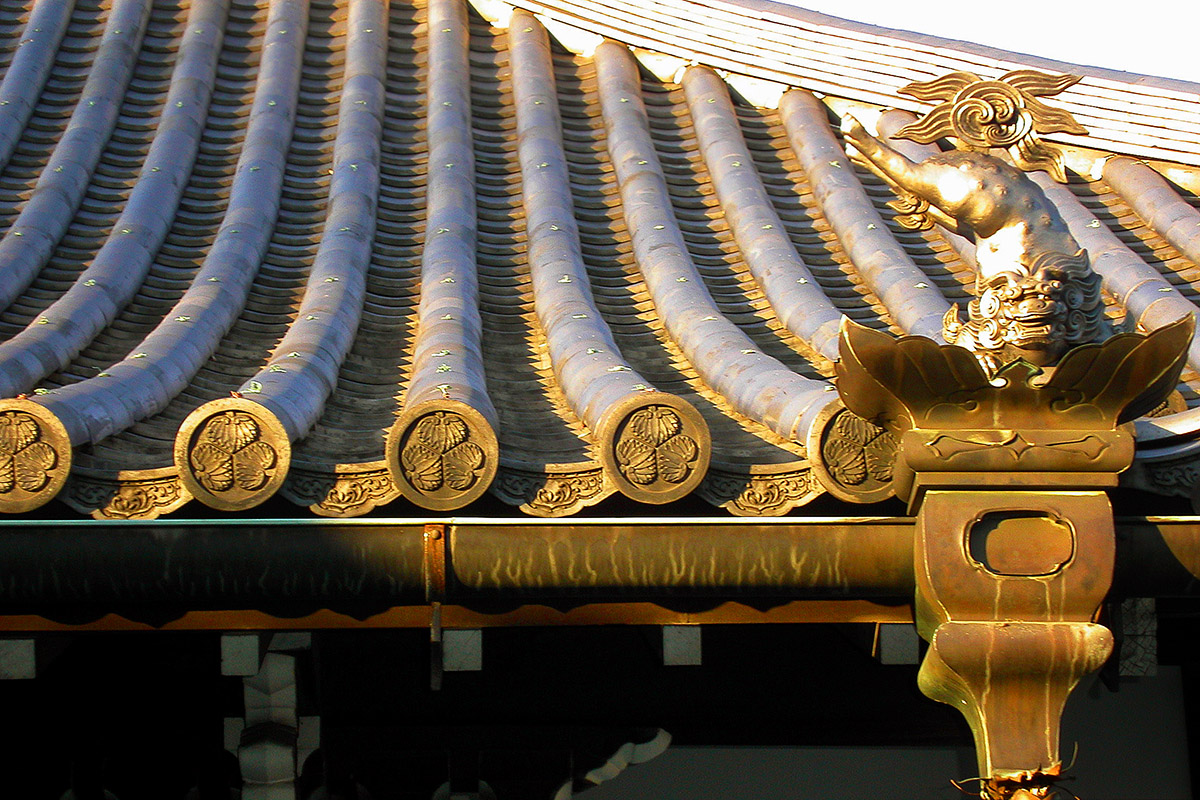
[840, 114, 1107, 374]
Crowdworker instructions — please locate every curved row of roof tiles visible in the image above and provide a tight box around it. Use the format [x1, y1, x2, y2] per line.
[1, 0, 1199, 519]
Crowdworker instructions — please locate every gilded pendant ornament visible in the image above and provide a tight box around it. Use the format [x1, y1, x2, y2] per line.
[834, 315, 1192, 800]
[892, 70, 1087, 183]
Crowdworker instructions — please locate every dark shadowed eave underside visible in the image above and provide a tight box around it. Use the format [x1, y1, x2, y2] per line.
[2, 515, 1200, 620]
[0, 0, 1199, 520]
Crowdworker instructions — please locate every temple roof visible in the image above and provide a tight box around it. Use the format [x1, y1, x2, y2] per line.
[2, 0, 1200, 519]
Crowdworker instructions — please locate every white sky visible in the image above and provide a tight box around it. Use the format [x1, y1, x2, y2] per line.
[778, 1, 1200, 85]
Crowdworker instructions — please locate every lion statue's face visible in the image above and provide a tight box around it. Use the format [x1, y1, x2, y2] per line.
[977, 270, 1079, 361]
[945, 256, 1106, 371]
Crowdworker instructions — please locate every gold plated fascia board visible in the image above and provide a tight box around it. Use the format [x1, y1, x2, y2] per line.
[0, 601, 916, 633]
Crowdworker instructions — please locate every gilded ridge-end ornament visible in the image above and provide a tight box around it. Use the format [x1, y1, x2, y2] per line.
[842, 115, 1107, 373]
[894, 69, 1086, 183]
[174, 397, 291, 512]
[386, 399, 498, 511]
[0, 398, 71, 513]
[596, 392, 710, 505]
[837, 76, 1186, 791]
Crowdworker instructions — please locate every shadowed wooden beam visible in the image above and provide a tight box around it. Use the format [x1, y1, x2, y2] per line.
[0, 516, 1198, 623]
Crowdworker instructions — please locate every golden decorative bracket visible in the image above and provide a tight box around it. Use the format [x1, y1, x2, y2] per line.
[835, 316, 1192, 798]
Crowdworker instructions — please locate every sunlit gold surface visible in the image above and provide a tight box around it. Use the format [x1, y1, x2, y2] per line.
[834, 315, 1190, 796]
[893, 69, 1087, 182]
[843, 116, 1106, 370]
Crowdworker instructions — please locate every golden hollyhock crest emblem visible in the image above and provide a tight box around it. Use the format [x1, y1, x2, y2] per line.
[0, 411, 57, 494]
[189, 410, 278, 493]
[615, 405, 699, 486]
[400, 411, 485, 493]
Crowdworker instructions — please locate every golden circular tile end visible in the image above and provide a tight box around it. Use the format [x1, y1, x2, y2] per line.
[807, 399, 896, 504]
[174, 397, 291, 512]
[0, 398, 72, 514]
[597, 392, 710, 505]
[386, 400, 499, 512]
